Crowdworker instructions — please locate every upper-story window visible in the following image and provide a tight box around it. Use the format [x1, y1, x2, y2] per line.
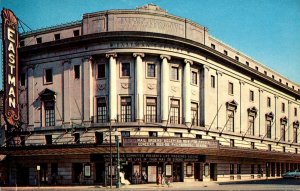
[272, 75, 275, 79]
[36, 37, 42, 44]
[246, 61, 249, 66]
[171, 66, 179, 81]
[170, 99, 180, 124]
[280, 117, 287, 142]
[265, 112, 273, 139]
[248, 115, 255, 136]
[267, 97, 271, 107]
[147, 63, 156, 78]
[95, 132, 103, 145]
[230, 139, 235, 147]
[97, 97, 107, 123]
[279, 79, 282, 83]
[228, 82, 234, 95]
[97, 64, 105, 78]
[174, 132, 182, 138]
[235, 56, 239, 61]
[120, 97, 132, 122]
[211, 44, 215, 49]
[121, 63, 130, 77]
[224, 50, 228, 55]
[295, 108, 298, 117]
[74, 65, 80, 79]
[191, 102, 198, 126]
[293, 122, 299, 143]
[45, 135, 52, 145]
[54, 33, 60, 40]
[227, 110, 234, 132]
[149, 131, 158, 137]
[74, 133, 80, 144]
[211, 75, 215, 88]
[264, 71, 267, 75]
[44, 68, 53, 84]
[45, 100, 55, 127]
[146, 97, 157, 123]
[249, 90, 254, 101]
[286, 82, 289, 86]
[282, 103, 285, 113]
[191, 71, 197, 85]
[255, 66, 259, 71]
[73, 30, 80, 37]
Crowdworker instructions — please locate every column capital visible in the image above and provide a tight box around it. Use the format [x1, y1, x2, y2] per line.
[160, 55, 171, 60]
[184, 59, 193, 65]
[239, 80, 245, 85]
[274, 95, 279, 99]
[216, 70, 223, 76]
[133, 53, 145, 58]
[203, 65, 210, 71]
[259, 88, 264, 93]
[61, 59, 71, 65]
[82, 56, 93, 62]
[105, 53, 117, 58]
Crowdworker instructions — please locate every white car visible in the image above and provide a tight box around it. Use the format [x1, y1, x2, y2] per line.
[282, 170, 300, 178]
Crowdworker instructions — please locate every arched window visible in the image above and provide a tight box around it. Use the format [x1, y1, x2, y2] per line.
[39, 88, 56, 127]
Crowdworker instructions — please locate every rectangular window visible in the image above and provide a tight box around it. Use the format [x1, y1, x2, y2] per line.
[283, 146, 286, 152]
[146, 97, 157, 123]
[224, 50, 228, 55]
[170, 99, 180, 124]
[295, 108, 297, 117]
[45, 100, 55, 126]
[45, 135, 52, 145]
[211, 75, 215, 88]
[230, 164, 234, 174]
[120, 97, 132, 122]
[227, 110, 234, 132]
[286, 82, 289, 86]
[121, 131, 130, 138]
[97, 98, 107, 123]
[230, 139, 234, 147]
[246, 61, 249, 66]
[281, 124, 286, 142]
[255, 66, 259, 71]
[248, 115, 255, 136]
[97, 64, 105, 78]
[249, 90, 254, 101]
[282, 103, 285, 113]
[229, 82, 234, 94]
[20, 73, 26, 86]
[268, 144, 271, 151]
[235, 56, 239, 61]
[74, 65, 80, 79]
[54, 33, 60, 40]
[121, 63, 130, 77]
[95, 132, 103, 145]
[279, 79, 282, 83]
[45, 69, 53, 83]
[272, 75, 275, 79]
[191, 71, 197, 85]
[149, 131, 158, 137]
[74, 133, 80, 144]
[147, 63, 156, 77]
[266, 120, 272, 139]
[196, 134, 202, 139]
[296, 148, 298, 154]
[174, 132, 182, 138]
[36, 37, 42, 44]
[171, 66, 179, 80]
[264, 71, 267, 75]
[293, 126, 298, 143]
[73, 30, 80, 37]
[191, 103, 198, 126]
[251, 142, 255, 149]
[211, 44, 215, 49]
[267, 97, 271, 107]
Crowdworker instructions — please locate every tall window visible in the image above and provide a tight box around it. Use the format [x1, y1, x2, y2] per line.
[147, 63, 156, 77]
[171, 66, 179, 80]
[45, 100, 55, 126]
[282, 103, 285, 113]
[249, 90, 254, 101]
[267, 97, 271, 107]
[228, 82, 234, 95]
[74, 133, 80, 144]
[74, 65, 80, 79]
[211, 75, 215, 88]
[146, 98, 157, 123]
[97, 98, 107, 123]
[230, 139, 235, 147]
[266, 120, 272, 139]
[281, 123, 286, 141]
[191, 103, 198, 126]
[248, 115, 255, 136]
[121, 63, 130, 77]
[170, 99, 180, 124]
[227, 110, 234, 132]
[97, 64, 105, 78]
[191, 71, 197, 85]
[121, 97, 132, 122]
[45, 68, 53, 84]
[295, 108, 298, 117]
[293, 125, 298, 143]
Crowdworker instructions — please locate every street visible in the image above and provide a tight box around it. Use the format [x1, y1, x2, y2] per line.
[1, 178, 300, 191]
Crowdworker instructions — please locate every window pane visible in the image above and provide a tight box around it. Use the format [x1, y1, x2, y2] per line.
[147, 64, 156, 77]
[45, 69, 53, 83]
[171, 67, 179, 80]
[97, 98, 107, 123]
[45, 100, 55, 126]
[122, 63, 130, 76]
[98, 64, 105, 78]
[121, 97, 132, 122]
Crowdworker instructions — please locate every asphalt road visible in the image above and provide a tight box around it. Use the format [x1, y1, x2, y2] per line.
[1, 178, 300, 191]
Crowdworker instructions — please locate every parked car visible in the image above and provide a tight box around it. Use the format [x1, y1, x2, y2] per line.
[282, 169, 300, 178]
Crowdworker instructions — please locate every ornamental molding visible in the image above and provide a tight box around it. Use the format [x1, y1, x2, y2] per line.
[171, 86, 178, 92]
[133, 53, 145, 58]
[184, 59, 193, 65]
[96, 84, 106, 91]
[121, 83, 130, 89]
[147, 83, 156, 90]
[105, 53, 117, 58]
[160, 55, 171, 60]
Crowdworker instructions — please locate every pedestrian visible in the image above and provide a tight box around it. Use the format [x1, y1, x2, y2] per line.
[161, 171, 165, 186]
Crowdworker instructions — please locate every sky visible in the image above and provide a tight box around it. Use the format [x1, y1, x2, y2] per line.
[0, 0, 300, 89]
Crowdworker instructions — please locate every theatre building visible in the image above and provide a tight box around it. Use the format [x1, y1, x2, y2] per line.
[1, 4, 300, 186]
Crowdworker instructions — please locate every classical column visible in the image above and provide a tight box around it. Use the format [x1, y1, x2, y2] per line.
[183, 59, 192, 125]
[82, 56, 93, 123]
[133, 53, 145, 122]
[106, 53, 117, 122]
[160, 55, 171, 124]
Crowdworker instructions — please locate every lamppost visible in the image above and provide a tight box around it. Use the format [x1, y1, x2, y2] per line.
[115, 131, 121, 188]
[36, 165, 40, 188]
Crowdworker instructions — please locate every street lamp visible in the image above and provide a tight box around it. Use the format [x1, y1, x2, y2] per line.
[115, 130, 121, 188]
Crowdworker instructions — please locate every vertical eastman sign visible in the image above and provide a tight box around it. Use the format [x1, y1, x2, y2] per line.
[1, 9, 19, 127]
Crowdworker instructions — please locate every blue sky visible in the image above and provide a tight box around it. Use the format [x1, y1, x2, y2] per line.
[1, 0, 300, 88]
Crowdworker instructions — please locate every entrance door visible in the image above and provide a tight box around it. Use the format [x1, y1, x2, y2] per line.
[72, 163, 83, 183]
[210, 163, 217, 181]
[17, 166, 29, 186]
[95, 163, 105, 184]
[39, 163, 48, 185]
[173, 163, 182, 182]
[194, 163, 202, 181]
